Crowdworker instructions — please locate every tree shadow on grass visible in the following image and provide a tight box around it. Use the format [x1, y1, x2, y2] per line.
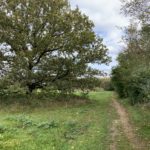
[0, 92, 95, 112]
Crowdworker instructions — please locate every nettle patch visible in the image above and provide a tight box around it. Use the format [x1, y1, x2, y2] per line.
[4, 115, 59, 129]
[63, 120, 91, 140]
[3, 115, 91, 140]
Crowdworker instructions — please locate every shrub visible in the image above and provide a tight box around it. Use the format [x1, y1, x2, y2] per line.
[111, 67, 128, 98]
[127, 68, 150, 105]
[0, 81, 25, 97]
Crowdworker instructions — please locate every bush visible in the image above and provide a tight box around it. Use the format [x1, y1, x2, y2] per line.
[111, 67, 128, 98]
[127, 68, 150, 105]
[112, 65, 150, 104]
[0, 82, 25, 97]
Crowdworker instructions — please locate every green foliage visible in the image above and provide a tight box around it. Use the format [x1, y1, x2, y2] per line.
[111, 66, 128, 98]
[75, 77, 101, 93]
[0, 81, 25, 97]
[112, 57, 150, 104]
[112, 0, 150, 104]
[127, 68, 150, 105]
[100, 78, 114, 91]
[0, 0, 110, 94]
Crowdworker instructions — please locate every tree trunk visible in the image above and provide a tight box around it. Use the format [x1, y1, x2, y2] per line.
[26, 84, 34, 94]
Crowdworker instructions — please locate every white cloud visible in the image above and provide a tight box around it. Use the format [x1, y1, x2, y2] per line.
[69, 0, 129, 74]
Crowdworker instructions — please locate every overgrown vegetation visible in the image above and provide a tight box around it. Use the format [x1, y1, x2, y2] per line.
[111, 0, 150, 104]
[0, 91, 116, 150]
[0, 0, 149, 149]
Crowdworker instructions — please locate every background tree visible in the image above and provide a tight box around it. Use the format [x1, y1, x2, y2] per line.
[0, 0, 110, 94]
[112, 0, 150, 104]
[121, 0, 150, 23]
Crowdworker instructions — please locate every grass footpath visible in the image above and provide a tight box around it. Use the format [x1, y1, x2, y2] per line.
[0, 91, 115, 150]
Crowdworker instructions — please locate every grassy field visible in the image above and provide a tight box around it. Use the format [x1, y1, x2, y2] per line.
[0, 91, 115, 150]
[0, 91, 149, 150]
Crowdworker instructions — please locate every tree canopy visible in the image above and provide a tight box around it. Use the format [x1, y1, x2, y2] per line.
[0, 0, 110, 93]
[112, 0, 150, 104]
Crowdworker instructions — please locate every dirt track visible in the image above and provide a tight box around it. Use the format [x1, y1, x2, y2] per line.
[110, 99, 146, 150]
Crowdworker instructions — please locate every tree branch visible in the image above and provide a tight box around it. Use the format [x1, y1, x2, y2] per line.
[52, 69, 70, 82]
[34, 47, 62, 66]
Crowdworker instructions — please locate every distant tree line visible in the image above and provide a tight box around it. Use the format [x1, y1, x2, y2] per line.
[112, 0, 150, 104]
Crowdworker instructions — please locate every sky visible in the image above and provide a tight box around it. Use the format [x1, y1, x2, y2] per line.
[69, 0, 129, 74]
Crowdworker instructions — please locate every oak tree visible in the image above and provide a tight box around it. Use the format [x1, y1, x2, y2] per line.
[0, 0, 110, 93]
